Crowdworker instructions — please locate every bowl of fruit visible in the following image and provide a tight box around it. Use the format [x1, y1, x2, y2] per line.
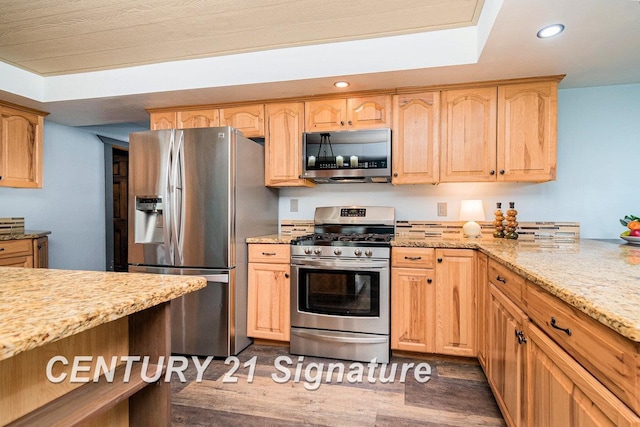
[620, 215, 640, 245]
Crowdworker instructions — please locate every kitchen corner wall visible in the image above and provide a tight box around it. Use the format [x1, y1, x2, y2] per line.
[279, 83, 640, 239]
[0, 121, 105, 270]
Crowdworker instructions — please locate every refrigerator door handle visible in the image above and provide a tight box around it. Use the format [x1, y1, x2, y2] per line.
[174, 131, 186, 265]
[164, 130, 175, 264]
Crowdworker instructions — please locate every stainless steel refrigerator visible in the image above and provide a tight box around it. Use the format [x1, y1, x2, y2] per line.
[128, 127, 278, 357]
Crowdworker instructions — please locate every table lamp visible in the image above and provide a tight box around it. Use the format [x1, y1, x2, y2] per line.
[460, 200, 485, 238]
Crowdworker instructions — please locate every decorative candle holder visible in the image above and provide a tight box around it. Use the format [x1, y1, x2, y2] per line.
[493, 202, 505, 238]
[504, 202, 519, 240]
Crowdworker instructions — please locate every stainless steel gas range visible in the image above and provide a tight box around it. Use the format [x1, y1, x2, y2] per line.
[290, 206, 394, 363]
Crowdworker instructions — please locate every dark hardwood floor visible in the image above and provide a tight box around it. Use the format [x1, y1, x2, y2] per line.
[171, 344, 505, 426]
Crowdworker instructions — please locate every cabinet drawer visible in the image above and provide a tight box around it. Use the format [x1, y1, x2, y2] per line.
[488, 259, 524, 307]
[391, 247, 435, 268]
[0, 255, 33, 267]
[248, 244, 290, 263]
[0, 239, 32, 258]
[526, 281, 640, 415]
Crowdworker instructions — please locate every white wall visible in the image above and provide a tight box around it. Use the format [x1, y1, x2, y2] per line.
[0, 121, 106, 270]
[278, 83, 640, 239]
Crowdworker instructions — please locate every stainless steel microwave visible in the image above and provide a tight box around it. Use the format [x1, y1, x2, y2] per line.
[301, 128, 391, 183]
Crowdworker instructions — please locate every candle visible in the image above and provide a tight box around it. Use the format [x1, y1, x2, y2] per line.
[335, 155, 344, 167]
[307, 156, 316, 167]
[350, 155, 358, 168]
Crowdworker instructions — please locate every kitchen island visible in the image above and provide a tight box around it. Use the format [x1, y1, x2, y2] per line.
[0, 267, 206, 426]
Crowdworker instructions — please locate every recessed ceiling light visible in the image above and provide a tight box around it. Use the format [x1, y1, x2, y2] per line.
[537, 24, 565, 39]
[334, 81, 350, 88]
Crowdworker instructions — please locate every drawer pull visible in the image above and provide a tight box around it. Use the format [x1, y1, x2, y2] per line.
[0, 248, 4, 252]
[496, 275, 507, 283]
[515, 330, 527, 344]
[284, 273, 290, 278]
[261, 252, 277, 256]
[550, 317, 572, 336]
[404, 256, 422, 261]
[437, 258, 443, 263]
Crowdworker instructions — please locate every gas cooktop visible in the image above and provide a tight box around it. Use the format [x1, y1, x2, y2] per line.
[291, 232, 393, 247]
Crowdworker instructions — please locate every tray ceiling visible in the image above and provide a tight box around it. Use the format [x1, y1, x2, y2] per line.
[0, 0, 483, 76]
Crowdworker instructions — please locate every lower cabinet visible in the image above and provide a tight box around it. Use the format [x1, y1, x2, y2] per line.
[390, 247, 476, 357]
[528, 323, 640, 427]
[247, 244, 291, 342]
[487, 283, 528, 427]
[0, 236, 48, 268]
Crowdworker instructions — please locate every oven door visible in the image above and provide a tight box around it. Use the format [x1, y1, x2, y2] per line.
[290, 258, 389, 335]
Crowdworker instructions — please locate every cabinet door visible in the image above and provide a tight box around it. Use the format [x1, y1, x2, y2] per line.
[265, 102, 312, 187]
[176, 109, 219, 128]
[149, 112, 177, 130]
[392, 92, 439, 184]
[390, 267, 436, 353]
[488, 283, 528, 427]
[476, 252, 489, 369]
[440, 87, 497, 182]
[347, 95, 391, 130]
[498, 81, 558, 182]
[0, 106, 44, 188]
[305, 99, 346, 131]
[435, 249, 476, 357]
[0, 256, 33, 267]
[219, 104, 265, 138]
[33, 236, 48, 268]
[247, 262, 290, 341]
[528, 324, 640, 427]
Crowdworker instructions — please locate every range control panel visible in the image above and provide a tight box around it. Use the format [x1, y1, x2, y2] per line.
[340, 208, 366, 217]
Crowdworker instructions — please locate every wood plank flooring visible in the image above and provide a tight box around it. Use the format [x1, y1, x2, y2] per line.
[171, 344, 505, 426]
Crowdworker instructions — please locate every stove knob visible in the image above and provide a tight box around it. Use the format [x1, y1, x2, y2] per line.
[334, 248, 342, 255]
[304, 248, 312, 255]
[364, 249, 373, 257]
[313, 248, 322, 255]
[354, 249, 362, 256]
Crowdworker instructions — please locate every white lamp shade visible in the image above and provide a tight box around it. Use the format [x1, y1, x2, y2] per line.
[460, 200, 485, 238]
[459, 200, 485, 221]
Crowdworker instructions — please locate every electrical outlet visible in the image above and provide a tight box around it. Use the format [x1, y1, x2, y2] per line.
[437, 202, 447, 217]
[290, 198, 299, 213]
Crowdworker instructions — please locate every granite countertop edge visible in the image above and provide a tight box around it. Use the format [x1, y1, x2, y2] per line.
[0, 230, 51, 241]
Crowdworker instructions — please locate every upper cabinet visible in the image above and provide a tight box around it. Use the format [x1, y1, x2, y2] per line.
[150, 104, 265, 138]
[264, 102, 313, 187]
[498, 81, 557, 182]
[392, 92, 440, 184]
[305, 95, 391, 131]
[439, 79, 559, 183]
[440, 87, 498, 182]
[0, 102, 48, 188]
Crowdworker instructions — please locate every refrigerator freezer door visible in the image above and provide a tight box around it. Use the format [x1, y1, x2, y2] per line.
[129, 128, 234, 269]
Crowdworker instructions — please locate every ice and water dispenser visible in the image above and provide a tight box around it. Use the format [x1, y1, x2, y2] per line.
[134, 196, 164, 243]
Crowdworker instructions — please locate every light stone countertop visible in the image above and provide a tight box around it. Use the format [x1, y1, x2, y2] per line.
[0, 230, 51, 241]
[0, 267, 206, 361]
[247, 234, 640, 342]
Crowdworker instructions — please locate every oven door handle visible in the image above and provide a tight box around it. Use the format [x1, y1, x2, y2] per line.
[291, 259, 388, 270]
[292, 329, 388, 345]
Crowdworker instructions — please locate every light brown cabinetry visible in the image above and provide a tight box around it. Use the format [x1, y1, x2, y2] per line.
[440, 79, 558, 183]
[498, 81, 558, 182]
[0, 237, 48, 268]
[476, 253, 489, 369]
[435, 249, 476, 357]
[0, 103, 47, 189]
[391, 248, 435, 352]
[247, 244, 291, 342]
[487, 282, 528, 427]
[440, 87, 498, 182]
[391, 92, 439, 184]
[305, 95, 391, 131]
[391, 247, 475, 357]
[264, 102, 313, 187]
[151, 105, 265, 137]
[527, 323, 640, 427]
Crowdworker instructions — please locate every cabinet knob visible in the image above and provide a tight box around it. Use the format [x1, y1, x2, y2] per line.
[393, 172, 398, 177]
[348, 121, 352, 126]
[437, 258, 443, 263]
[489, 170, 495, 175]
[340, 121, 345, 126]
[284, 273, 290, 279]
[515, 330, 527, 344]
[427, 278, 433, 284]
[499, 169, 505, 175]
